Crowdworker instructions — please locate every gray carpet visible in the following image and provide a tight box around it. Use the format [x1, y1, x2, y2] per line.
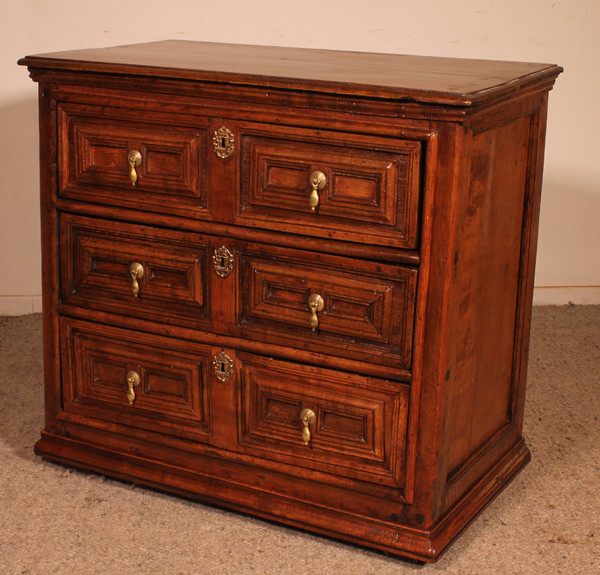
[1, 306, 598, 574]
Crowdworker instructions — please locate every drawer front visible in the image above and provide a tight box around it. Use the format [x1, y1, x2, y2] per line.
[58, 104, 210, 217]
[237, 124, 422, 248]
[60, 318, 212, 442]
[61, 214, 213, 330]
[238, 353, 409, 489]
[238, 243, 417, 371]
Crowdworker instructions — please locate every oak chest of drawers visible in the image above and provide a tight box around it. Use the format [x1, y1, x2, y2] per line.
[19, 41, 561, 562]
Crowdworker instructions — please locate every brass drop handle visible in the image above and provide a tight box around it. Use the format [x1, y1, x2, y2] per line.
[128, 149, 142, 186]
[126, 370, 140, 405]
[129, 262, 144, 297]
[309, 171, 326, 212]
[299, 408, 316, 445]
[307, 293, 324, 332]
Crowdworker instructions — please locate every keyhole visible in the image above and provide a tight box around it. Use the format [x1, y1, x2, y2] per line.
[220, 362, 226, 373]
[221, 136, 227, 148]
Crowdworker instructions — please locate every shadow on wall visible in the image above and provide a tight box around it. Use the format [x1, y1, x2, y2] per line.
[536, 169, 600, 290]
[0, 96, 39, 186]
[0, 96, 42, 304]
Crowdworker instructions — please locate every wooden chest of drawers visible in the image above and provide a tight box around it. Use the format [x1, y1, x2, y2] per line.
[19, 41, 561, 562]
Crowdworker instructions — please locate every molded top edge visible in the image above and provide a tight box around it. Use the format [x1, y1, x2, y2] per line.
[18, 40, 563, 106]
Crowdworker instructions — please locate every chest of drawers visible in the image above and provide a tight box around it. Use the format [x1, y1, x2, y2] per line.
[19, 41, 561, 562]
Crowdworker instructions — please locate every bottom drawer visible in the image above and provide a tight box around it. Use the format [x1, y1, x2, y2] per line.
[58, 317, 410, 494]
[59, 317, 213, 443]
[237, 353, 410, 491]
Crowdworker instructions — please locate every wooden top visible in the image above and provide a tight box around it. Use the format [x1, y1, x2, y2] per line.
[19, 40, 562, 106]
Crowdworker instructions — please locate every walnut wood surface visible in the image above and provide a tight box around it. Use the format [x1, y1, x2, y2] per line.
[20, 41, 561, 562]
[19, 40, 562, 105]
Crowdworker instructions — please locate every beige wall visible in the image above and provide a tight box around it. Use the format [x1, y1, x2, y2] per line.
[1, 0, 598, 314]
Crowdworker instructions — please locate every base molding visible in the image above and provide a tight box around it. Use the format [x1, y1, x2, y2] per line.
[34, 432, 530, 563]
[431, 439, 530, 554]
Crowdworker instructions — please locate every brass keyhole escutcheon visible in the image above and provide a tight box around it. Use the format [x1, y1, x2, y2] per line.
[128, 149, 142, 186]
[309, 171, 326, 212]
[212, 350, 234, 383]
[212, 126, 235, 159]
[299, 408, 316, 445]
[307, 293, 324, 332]
[129, 262, 145, 297]
[126, 370, 140, 405]
[212, 246, 234, 278]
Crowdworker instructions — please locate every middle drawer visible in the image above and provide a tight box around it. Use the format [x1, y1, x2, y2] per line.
[61, 214, 417, 374]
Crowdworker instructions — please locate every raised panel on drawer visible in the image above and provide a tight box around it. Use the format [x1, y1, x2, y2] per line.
[237, 124, 422, 248]
[60, 317, 212, 442]
[238, 243, 417, 372]
[58, 103, 210, 217]
[238, 353, 409, 490]
[60, 213, 212, 330]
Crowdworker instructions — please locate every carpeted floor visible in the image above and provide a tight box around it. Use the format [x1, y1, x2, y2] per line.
[0, 306, 598, 574]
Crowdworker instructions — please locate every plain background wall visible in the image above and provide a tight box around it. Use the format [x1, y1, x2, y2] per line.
[1, 0, 599, 314]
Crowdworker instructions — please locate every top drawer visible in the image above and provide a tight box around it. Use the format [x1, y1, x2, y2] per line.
[236, 123, 422, 249]
[57, 102, 422, 250]
[58, 104, 210, 217]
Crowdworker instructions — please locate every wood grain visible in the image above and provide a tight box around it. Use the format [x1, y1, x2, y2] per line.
[19, 40, 562, 105]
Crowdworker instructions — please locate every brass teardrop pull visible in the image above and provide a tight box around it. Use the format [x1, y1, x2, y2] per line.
[126, 370, 140, 405]
[299, 408, 316, 445]
[129, 262, 144, 297]
[307, 293, 324, 332]
[309, 171, 326, 212]
[128, 150, 142, 186]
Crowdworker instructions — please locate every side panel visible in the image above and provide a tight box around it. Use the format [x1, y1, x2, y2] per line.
[441, 98, 549, 508]
[37, 84, 63, 436]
